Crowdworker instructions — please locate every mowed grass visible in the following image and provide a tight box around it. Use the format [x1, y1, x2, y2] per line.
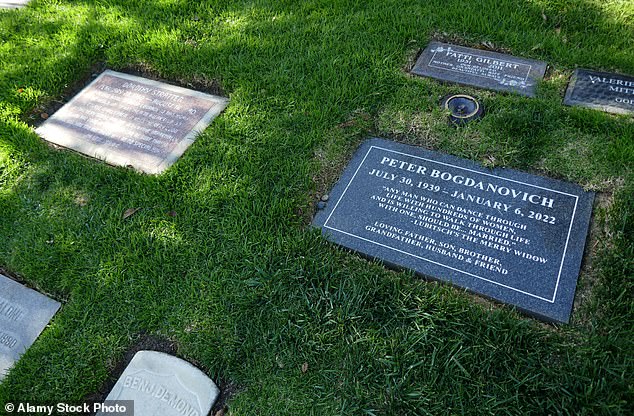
[0, 0, 633, 414]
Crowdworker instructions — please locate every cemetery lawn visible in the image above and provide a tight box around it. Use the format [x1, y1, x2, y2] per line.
[1, 0, 633, 414]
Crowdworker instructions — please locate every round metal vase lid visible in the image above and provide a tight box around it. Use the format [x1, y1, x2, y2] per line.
[441, 94, 483, 125]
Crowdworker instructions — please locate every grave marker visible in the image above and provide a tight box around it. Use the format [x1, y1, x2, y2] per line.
[564, 69, 634, 116]
[36, 70, 229, 174]
[96, 351, 219, 416]
[313, 138, 594, 323]
[0, 1, 29, 9]
[412, 41, 548, 97]
[0, 274, 60, 379]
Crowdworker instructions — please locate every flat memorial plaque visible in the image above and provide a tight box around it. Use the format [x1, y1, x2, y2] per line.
[0, 1, 29, 9]
[36, 70, 229, 174]
[0, 274, 61, 379]
[564, 69, 634, 116]
[313, 139, 594, 323]
[96, 351, 219, 416]
[412, 41, 548, 97]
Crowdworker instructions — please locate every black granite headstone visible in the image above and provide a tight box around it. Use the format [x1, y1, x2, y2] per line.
[313, 138, 594, 323]
[412, 41, 548, 97]
[564, 69, 634, 116]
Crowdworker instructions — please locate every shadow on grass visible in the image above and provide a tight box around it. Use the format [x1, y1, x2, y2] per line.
[0, 0, 632, 414]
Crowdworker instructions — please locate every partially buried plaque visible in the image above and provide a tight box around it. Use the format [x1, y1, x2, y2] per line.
[96, 351, 219, 416]
[564, 69, 634, 116]
[36, 70, 229, 174]
[412, 41, 547, 97]
[1, 274, 61, 379]
[314, 139, 594, 323]
[0, 1, 29, 9]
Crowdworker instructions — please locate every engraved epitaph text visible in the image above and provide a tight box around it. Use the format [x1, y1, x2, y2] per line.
[36, 70, 229, 174]
[313, 139, 594, 323]
[412, 42, 548, 97]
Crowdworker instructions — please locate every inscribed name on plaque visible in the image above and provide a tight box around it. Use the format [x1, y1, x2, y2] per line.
[313, 138, 594, 323]
[1, 274, 61, 379]
[36, 70, 229, 174]
[564, 69, 634, 116]
[411, 41, 547, 97]
[96, 351, 219, 416]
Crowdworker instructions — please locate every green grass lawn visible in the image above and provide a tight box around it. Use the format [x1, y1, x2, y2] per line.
[1, 0, 633, 414]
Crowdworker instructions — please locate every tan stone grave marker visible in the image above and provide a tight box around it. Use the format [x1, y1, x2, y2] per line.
[36, 70, 229, 174]
[0, 1, 29, 9]
[96, 351, 219, 416]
